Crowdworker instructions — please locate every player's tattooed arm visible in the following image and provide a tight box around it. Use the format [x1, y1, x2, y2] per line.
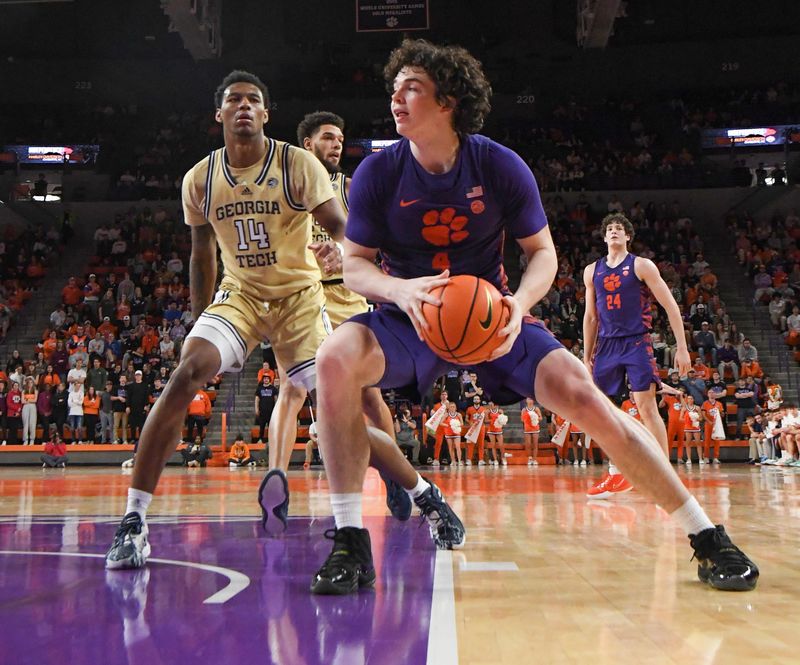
[190, 224, 218, 320]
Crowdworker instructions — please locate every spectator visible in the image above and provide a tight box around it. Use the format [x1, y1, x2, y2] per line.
[82, 386, 101, 443]
[181, 436, 212, 467]
[8, 364, 24, 388]
[111, 375, 129, 444]
[228, 434, 255, 467]
[86, 357, 108, 393]
[36, 382, 53, 443]
[717, 341, 740, 382]
[752, 265, 774, 303]
[67, 384, 84, 443]
[734, 378, 757, 439]
[186, 389, 211, 442]
[67, 357, 86, 392]
[694, 321, 718, 366]
[82, 273, 101, 321]
[706, 371, 728, 408]
[682, 369, 707, 405]
[303, 422, 320, 469]
[40, 433, 68, 468]
[738, 338, 758, 363]
[52, 382, 68, 441]
[99, 380, 114, 443]
[87, 332, 106, 362]
[5, 381, 22, 444]
[42, 330, 58, 361]
[256, 362, 275, 384]
[741, 358, 764, 380]
[691, 356, 711, 381]
[127, 370, 149, 444]
[394, 407, 420, 465]
[254, 374, 278, 443]
[61, 277, 82, 307]
[21, 376, 38, 445]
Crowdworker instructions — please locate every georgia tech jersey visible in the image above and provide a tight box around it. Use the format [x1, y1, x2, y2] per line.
[182, 138, 335, 301]
[311, 172, 349, 282]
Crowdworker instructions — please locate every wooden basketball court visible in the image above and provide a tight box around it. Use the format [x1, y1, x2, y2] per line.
[0, 463, 794, 664]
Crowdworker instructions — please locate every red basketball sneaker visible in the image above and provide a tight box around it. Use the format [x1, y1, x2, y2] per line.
[586, 473, 633, 499]
[586, 473, 615, 499]
[609, 474, 633, 495]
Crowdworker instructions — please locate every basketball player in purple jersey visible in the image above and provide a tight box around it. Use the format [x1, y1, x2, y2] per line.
[584, 213, 692, 499]
[310, 39, 757, 595]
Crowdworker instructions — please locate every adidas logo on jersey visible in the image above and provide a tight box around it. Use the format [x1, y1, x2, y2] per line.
[241, 185, 253, 196]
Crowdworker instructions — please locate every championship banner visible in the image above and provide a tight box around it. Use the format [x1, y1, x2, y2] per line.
[356, 1, 429, 32]
[425, 403, 447, 434]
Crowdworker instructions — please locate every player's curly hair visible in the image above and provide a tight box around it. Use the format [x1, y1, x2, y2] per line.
[214, 70, 270, 109]
[601, 213, 635, 241]
[296, 111, 345, 147]
[383, 39, 492, 137]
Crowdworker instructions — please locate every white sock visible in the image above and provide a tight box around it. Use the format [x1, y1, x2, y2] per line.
[126, 488, 152, 520]
[608, 462, 620, 475]
[405, 474, 431, 499]
[670, 496, 715, 536]
[330, 493, 363, 529]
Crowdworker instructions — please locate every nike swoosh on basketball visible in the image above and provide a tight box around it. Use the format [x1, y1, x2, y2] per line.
[479, 288, 493, 329]
[399, 198, 421, 207]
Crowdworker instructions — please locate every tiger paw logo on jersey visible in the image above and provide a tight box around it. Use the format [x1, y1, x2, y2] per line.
[603, 273, 621, 292]
[421, 207, 469, 247]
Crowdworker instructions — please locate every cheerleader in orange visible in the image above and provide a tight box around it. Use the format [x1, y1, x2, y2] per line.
[680, 394, 703, 465]
[659, 387, 686, 463]
[465, 395, 487, 466]
[702, 394, 725, 465]
[443, 402, 464, 466]
[429, 389, 450, 467]
[554, 414, 589, 466]
[485, 401, 507, 466]
[521, 397, 542, 467]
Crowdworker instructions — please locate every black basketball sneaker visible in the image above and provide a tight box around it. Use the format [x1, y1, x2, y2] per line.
[310, 527, 376, 595]
[380, 471, 412, 521]
[105, 512, 150, 569]
[689, 525, 759, 591]
[414, 478, 466, 550]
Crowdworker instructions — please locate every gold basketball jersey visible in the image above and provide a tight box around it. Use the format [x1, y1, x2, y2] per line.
[310, 172, 348, 282]
[182, 138, 334, 301]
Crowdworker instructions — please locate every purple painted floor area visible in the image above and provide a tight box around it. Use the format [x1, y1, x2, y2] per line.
[0, 517, 436, 665]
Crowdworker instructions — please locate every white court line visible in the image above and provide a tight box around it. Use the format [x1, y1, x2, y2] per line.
[0, 550, 250, 604]
[427, 550, 459, 665]
[459, 561, 519, 572]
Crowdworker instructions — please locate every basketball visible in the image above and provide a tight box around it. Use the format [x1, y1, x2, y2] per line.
[420, 274, 510, 364]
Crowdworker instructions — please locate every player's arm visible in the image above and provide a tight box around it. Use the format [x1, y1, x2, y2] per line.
[308, 199, 346, 275]
[487, 228, 557, 362]
[310, 198, 345, 242]
[635, 257, 691, 375]
[582, 262, 599, 374]
[343, 239, 450, 340]
[189, 224, 217, 321]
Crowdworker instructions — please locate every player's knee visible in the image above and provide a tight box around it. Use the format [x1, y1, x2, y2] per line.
[172, 356, 215, 393]
[317, 330, 366, 380]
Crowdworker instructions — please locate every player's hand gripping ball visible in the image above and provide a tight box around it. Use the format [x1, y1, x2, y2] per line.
[420, 275, 510, 364]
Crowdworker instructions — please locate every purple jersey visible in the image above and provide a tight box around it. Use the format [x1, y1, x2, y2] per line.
[593, 253, 652, 338]
[345, 135, 547, 294]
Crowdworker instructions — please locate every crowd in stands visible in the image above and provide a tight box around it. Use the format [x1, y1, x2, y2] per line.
[728, 208, 800, 346]
[0, 207, 222, 447]
[0, 221, 65, 342]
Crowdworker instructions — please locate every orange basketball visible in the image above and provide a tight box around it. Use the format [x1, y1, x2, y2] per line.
[420, 275, 510, 364]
